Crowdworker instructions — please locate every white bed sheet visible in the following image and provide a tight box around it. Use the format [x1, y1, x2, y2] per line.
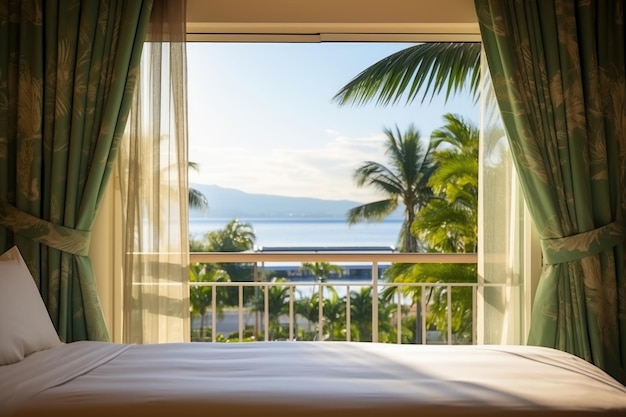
[0, 341, 130, 415]
[2, 342, 626, 417]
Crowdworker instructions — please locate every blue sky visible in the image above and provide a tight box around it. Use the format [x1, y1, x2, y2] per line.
[187, 42, 477, 203]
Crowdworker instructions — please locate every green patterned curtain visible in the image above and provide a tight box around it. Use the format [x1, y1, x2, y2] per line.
[0, 0, 153, 342]
[475, 0, 626, 383]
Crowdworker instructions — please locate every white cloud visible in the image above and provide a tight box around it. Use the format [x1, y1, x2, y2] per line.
[189, 130, 390, 202]
[186, 42, 479, 204]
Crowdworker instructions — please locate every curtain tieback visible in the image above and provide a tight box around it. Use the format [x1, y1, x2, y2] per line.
[540, 218, 625, 265]
[0, 201, 91, 256]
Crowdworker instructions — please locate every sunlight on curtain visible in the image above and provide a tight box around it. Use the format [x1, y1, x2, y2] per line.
[118, 0, 190, 343]
[477, 51, 527, 345]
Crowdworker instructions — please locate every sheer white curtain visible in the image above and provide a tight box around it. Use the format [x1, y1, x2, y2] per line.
[118, 0, 190, 343]
[477, 50, 528, 344]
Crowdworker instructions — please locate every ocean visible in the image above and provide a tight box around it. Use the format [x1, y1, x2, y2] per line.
[189, 217, 403, 301]
[189, 217, 402, 249]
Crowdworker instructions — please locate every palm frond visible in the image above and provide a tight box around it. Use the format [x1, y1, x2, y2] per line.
[346, 199, 398, 224]
[429, 158, 478, 193]
[189, 188, 209, 211]
[431, 113, 480, 151]
[412, 199, 477, 253]
[333, 43, 481, 106]
[188, 161, 201, 173]
[353, 161, 404, 192]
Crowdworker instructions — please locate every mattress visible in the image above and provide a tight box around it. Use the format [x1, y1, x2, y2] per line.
[1, 341, 625, 417]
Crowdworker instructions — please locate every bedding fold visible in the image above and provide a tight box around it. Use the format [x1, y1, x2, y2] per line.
[0, 341, 132, 416]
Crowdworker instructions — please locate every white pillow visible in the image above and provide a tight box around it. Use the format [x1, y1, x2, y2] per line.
[0, 246, 62, 365]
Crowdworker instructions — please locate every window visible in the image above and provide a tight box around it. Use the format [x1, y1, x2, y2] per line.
[185, 40, 529, 344]
[187, 42, 478, 248]
[93, 1, 538, 344]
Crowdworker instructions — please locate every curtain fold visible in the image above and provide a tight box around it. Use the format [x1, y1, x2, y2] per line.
[119, 0, 190, 343]
[0, 0, 153, 342]
[478, 50, 527, 345]
[476, 0, 626, 383]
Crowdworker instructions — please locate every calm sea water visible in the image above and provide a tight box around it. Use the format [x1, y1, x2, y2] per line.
[189, 217, 402, 249]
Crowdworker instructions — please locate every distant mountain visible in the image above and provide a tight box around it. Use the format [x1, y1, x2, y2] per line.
[189, 184, 400, 219]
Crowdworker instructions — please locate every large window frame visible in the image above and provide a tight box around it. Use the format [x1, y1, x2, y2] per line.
[91, 2, 541, 343]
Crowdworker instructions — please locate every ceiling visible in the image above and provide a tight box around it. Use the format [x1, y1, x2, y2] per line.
[186, 0, 480, 40]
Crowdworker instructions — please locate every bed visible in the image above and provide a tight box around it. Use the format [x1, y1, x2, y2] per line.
[2, 247, 626, 417]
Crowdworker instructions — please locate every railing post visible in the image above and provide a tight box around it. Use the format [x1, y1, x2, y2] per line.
[211, 285, 217, 343]
[421, 286, 427, 345]
[396, 286, 402, 344]
[318, 282, 323, 341]
[238, 285, 244, 342]
[264, 284, 269, 341]
[346, 284, 351, 342]
[472, 285, 477, 344]
[289, 285, 294, 341]
[372, 261, 378, 343]
[254, 263, 259, 340]
[447, 284, 452, 344]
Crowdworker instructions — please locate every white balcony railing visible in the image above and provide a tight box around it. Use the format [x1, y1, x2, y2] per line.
[189, 251, 502, 344]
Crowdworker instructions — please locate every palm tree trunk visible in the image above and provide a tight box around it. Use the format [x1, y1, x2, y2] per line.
[404, 208, 418, 252]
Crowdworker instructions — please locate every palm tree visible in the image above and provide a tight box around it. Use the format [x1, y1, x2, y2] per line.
[299, 261, 344, 338]
[294, 285, 342, 341]
[333, 42, 481, 107]
[427, 271, 475, 343]
[349, 287, 373, 341]
[347, 124, 436, 252]
[301, 262, 343, 282]
[191, 219, 256, 306]
[320, 290, 346, 341]
[250, 278, 291, 340]
[348, 286, 395, 342]
[206, 219, 256, 252]
[383, 114, 479, 343]
[383, 262, 476, 344]
[294, 295, 319, 340]
[189, 263, 230, 341]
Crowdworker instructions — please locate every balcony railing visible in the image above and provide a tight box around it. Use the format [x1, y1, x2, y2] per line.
[189, 251, 500, 344]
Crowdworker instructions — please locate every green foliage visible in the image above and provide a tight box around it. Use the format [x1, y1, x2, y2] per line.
[320, 287, 346, 340]
[205, 219, 256, 251]
[381, 258, 477, 343]
[347, 286, 396, 342]
[191, 328, 228, 343]
[225, 327, 257, 342]
[294, 285, 343, 340]
[189, 263, 230, 337]
[292, 285, 400, 342]
[413, 113, 478, 253]
[250, 278, 292, 340]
